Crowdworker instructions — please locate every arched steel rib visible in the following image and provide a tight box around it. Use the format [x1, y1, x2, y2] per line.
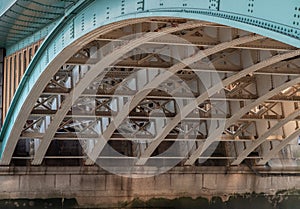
[185, 75, 300, 165]
[257, 128, 300, 165]
[231, 108, 300, 165]
[135, 50, 300, 165]
[86, 35, 264, 165]
[0, 18, 166, 165]
[31, 21, 206, 165]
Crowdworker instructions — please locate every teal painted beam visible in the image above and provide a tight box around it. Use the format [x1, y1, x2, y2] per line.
[0, 0, 95, 158]
[143, 0, 300, 47]
[6, 20, 58, 56]
[0, 0, 16, 16]
[0, 0, 80, 49]
[5, 0, 300, 55]
[1, 0, 300, 161]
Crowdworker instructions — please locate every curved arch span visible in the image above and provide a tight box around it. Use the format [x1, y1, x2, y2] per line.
[31, 21, 206, 165]
[1, 0, 300, 165]
[257, 129, 300, 165]
[231, 108, 300, 165]
[185, 76, 300, 165]
[85, 34, 263, 165]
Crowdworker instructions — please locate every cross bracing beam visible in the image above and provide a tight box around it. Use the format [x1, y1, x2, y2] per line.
[22, 33, 274, 167]
[20, 132, 284, 142]
[65, 58, 300, 76]
[136, 50, 300, 166]
[231, 108, 300, 165]
[1, 17, 184, 165]
[8, 38, 298, 167]
[85, 35, 264, 165]
[41, 88, 300, 102]
[185, 77, 300, 165]
[31, 21, 208, 165]
[27, 110, 298, 120]
[25, 91, 291, 141]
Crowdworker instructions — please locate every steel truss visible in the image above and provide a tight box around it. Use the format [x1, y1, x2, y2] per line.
[5, 18, 300, 168]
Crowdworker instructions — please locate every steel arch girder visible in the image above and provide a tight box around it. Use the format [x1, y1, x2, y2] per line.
[0, 18, 153, 164]
[4, 0, 300, 54]
[257, 129, 300, 165]
[137, 51, 300, 166]
[31, 21, 206, 165]
[231, 109, 300, 165]
[1, 0, 300, 164]
[84, 34, 263, 165]
[184, 76, 300, 166]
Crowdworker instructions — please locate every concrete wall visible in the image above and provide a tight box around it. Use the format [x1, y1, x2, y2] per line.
[0, 166, 299, 207]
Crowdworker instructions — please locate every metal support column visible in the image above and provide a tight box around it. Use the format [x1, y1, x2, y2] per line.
[0, 48, 5, 126]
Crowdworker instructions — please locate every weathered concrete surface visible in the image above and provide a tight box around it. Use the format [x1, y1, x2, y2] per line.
[0, 166, 299, 208]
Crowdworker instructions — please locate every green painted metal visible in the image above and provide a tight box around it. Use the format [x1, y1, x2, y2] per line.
[0, 1, 16, 16]
[3, 0, 300, 55]
[1, 0, 300, 157]
[0, 0, 80, 48]
[6, 20, 58, 55]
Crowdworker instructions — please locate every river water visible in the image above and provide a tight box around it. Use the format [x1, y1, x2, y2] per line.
[1, 193, 299, 209]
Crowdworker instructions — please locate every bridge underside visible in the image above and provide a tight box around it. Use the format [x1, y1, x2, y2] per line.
[1, 17, 300, 172]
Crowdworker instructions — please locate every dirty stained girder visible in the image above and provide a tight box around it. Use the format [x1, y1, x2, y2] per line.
[7, 18, 300, 168]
